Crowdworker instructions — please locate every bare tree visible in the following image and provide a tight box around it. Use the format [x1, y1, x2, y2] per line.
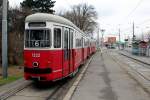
[0, 0, 2, 6]
[0, 0, 2, 31]
[59, 3, 98, 34]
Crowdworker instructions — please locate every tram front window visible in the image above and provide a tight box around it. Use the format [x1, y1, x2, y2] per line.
[25, 29, 51, 48]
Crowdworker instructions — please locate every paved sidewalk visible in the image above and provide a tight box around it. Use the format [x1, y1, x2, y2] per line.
[71, 52, 107, 100]
[71, 51, 150, 100]
[119, 50, 150, 65]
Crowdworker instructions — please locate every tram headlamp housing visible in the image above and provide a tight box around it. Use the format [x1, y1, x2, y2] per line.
[33, 62, 39, 68]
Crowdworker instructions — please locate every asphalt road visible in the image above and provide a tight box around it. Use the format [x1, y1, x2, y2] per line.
[71, 50, 150, 100]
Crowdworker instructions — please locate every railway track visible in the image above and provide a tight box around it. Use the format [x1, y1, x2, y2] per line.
[110, 51, 150, 75]
[118, 52, 150, 81]
[0, 79, 32, 100]
[107, 50, 150, 70]
[0, 73, 74, 100]
[0, 74, 73, 100]
[0, 55, 93, 100]
[108, 50, 150, 93]
[120, 52, 150, 67]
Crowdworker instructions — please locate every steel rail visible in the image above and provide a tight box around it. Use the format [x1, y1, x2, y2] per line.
[119, 53, 150, 69]
[0, 80, 32, 100]
[109, 51, 150, 82]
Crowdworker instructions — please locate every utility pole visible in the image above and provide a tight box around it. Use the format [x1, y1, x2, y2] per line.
[101, 29, 105, 48]
[97, 28, 100, 48]
[132, 22, 135, 41]
[2, 0, 8, 78]
[119, 28, 121, 50]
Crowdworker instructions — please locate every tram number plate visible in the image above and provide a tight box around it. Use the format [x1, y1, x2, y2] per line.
[31, 76, 40, 80]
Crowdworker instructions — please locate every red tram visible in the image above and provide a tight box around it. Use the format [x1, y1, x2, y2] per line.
[24, 13, 96, 81]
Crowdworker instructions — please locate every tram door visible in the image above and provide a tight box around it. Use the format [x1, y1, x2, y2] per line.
[63, 28, 70, 76]
[63, 28, 74, 77]
[69, 29, 74, 73]
[82, 38, 84, 62]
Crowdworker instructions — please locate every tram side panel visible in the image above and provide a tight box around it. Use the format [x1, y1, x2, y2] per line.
[83, 47, 88, 60]
[73, 32, 82, 70]
[83, 38, 88, 62]
[87, 39, 91, 57]
[51, 50, 63, 80]
[93, 42, 96, 53]
[82, 46, 88, 63]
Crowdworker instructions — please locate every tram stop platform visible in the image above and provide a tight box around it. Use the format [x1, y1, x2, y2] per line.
[71, 52, 105, 100]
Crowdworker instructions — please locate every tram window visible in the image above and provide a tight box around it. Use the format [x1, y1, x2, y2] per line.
[76, 39, 82, 47]
[70, 30, 74, 48]
[25, 29, 51, 48]
[28, 22, 46, 27]
[75, 39, 78, 47]
[64, 30, 68, 49]
[54, 28, 61, 48]
[84, 40, 86, 46]
[25, 30, 29, 40]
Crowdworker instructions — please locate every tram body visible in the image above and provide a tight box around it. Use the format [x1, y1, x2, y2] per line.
[24, 13, 96, 81]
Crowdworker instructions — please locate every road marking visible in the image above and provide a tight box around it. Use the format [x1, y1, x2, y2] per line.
[63, 55, 94, 100]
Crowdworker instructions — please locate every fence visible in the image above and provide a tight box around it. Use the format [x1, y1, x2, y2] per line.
[132, 46, 150, 57]
[125, 45, 150, 57]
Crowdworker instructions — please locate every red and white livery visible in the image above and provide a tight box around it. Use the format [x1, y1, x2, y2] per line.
[24, 13, 96, 81]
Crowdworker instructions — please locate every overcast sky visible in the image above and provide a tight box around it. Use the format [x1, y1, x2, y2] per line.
[9, 0, 150, 40]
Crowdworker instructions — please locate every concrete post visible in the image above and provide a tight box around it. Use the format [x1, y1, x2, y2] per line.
[2, 0, 8, 78]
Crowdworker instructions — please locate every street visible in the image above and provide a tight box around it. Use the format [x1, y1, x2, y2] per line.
[1, 50, 150, 100]
[71, 50, 150, 100]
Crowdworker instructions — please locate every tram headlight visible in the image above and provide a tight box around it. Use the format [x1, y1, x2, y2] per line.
[33, 62, 39, 68]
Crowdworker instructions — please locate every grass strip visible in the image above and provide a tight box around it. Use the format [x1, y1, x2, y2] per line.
[0, 75, 22, 86]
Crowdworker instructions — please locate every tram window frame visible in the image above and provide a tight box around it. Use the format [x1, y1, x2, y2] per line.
[54, 28, 61, 48]
[25, 29, 51, 48]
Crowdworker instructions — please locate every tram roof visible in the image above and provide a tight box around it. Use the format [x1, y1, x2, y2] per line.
[25, 13, 84, 34]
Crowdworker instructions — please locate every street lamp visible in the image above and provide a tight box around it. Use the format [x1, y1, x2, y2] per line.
[95, 25, 101, 49]
[100, 29, 105, 48]
[132, 22, 136, 41]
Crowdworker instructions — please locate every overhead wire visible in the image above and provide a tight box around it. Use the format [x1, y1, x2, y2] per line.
[118, 0, 144, 37]
[120, 0, 143, 24]
[125, 0, 143, 19]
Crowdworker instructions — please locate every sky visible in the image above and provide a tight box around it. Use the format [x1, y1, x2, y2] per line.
[9, 0, 150, 41]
